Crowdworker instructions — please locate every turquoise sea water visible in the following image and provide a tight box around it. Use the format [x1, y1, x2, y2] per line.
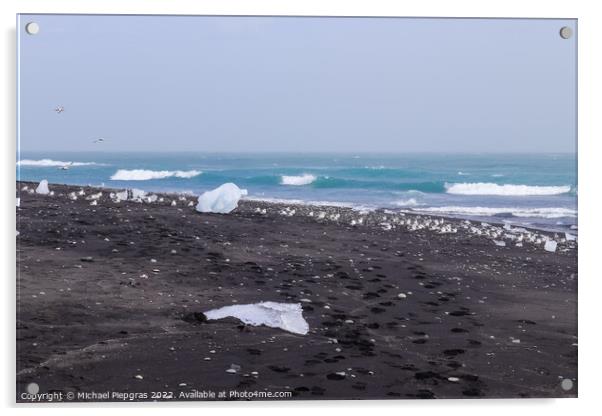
[17, 152, 577, 231]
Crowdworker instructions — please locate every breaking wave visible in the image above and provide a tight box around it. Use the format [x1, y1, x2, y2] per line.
[411, 206, 576, 219]
[445, 182, 571, 196]
[110, 169, 202, 181]
[17, 159, 100, 167]
[280, 174, 317, 186]
[393, 198, 421, 207]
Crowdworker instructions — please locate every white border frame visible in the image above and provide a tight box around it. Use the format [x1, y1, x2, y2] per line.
[2, 1, 599, 415]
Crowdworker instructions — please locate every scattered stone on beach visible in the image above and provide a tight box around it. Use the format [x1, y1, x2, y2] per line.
[182, 312, 208, 324]
[80, 256, 94, 262]
[226, 364, 241, 374]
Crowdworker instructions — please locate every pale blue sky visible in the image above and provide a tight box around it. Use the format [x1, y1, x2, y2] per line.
[18, 15, 577, 153]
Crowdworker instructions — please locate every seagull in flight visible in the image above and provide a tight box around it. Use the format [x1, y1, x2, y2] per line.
[58, 162, 73, 170]
[54, 106, 64, 114]
[92, 138, 105, 144]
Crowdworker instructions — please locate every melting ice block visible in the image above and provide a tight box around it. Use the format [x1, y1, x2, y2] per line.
[544, 240, 558, 253]
[204, 302, 309, 335]
[35, 180, 50, 195]
[196, 183, 247, 214]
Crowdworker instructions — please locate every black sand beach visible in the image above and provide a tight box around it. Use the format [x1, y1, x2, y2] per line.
[16, 181, 577, 401]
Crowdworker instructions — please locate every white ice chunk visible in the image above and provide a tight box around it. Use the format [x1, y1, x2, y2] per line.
[35, 180, 50, 195]
[493, 240, 506, 247]
[145, 194, 158, 203]
[16, 197, 20, 207]
[204, 302, 309, 335]
[196, 183, 247, 214]
[565, 233, 576, 241]
[130, 189, 146, 200]
[86, 192, 102, 200]
[113, 190, 128, 201]
[544, 240, 558, 253]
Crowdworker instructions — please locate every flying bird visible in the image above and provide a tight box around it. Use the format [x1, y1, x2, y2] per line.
[54, 106, 64, 114]
[92, 138, 105, 144]
[58, 162, 73, 170]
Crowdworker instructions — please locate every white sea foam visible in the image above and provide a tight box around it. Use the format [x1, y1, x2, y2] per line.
[280, 174, 316, 186]
[204, 302, 309, 335]
[110, 169, 202, 181]
[445, 182, 571, 196]
[411, 206, 576, 219]
[393, 198, 421, 207]
[245, 196, 375, 212]
[17, 159, 100, 167]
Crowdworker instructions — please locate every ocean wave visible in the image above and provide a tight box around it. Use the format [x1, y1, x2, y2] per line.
[393, 198, 421, 207]
[110, 169, 202, 181]
[411, 206, 576, 219]
[445, 182, 571, 196]
[17, 159, 100, 167]
[280, 174, 317, 186]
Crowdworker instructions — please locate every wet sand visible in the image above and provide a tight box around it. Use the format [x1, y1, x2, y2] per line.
[16, 181, 577, 401]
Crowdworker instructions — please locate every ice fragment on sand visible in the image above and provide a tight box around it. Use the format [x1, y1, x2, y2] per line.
[145, 194, 158, 203]
[196, 183, 248, 214]
[565, 233, 576, 242]
[35, 180, 50, 195]
[130, 189, 146, 200]
[204, 302, 309, 335]
[544, 240, 557, 253]
[86, 192, 102, 200]
[493, 240, 506, 247]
